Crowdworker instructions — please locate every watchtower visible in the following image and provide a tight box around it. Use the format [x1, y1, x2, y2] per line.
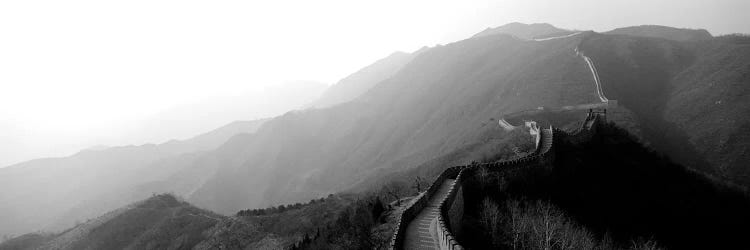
[588, 108, 607, 122]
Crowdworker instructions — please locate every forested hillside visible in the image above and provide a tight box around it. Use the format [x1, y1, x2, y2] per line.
[579, 31, 750, 183]
[186, 28, 601, 215]
[3, 23, 749, 249]
[462, 122, 750, 249]
[186, 24, 750, 217]
[0, 193, 395, 250]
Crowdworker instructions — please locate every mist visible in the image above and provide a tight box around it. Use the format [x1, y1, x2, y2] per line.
[2, 0, 749, 167]
[1, 0, 749, 248]
[0, 81, 326, 167]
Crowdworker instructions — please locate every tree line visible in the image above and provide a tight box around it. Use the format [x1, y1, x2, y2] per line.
[236, 195, 331, 217]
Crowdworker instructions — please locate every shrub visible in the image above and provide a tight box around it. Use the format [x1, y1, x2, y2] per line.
[479, 197, 661, 250]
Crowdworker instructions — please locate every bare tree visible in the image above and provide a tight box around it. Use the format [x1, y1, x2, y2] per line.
[505, 199, 523, 250]
[477, 166, 491, 186]
[538, 202, 556, 250]
[480, 198, 501, 247]
[384, 181, 407, 206]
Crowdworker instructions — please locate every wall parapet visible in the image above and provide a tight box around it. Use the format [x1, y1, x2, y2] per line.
[435, 166, 466, 250]
[389, 166, 461, 249]
[391, 111, 603, 250]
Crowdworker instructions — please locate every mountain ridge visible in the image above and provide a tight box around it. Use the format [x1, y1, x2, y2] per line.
[311, 51, 417, 108]
[0, 118, 267, 237]
[185, 31, 602, 214]
[472, 22, 574, 40]
[605, 24, 713, 41]
[3, 23, 750, 246]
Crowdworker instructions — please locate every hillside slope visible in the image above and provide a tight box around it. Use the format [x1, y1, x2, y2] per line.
[0, 119, 266, 237]
[461, 123, 750, 249]
[186, 32, 601, 214]
[579, 33, 750, 182]
[126, 81, 325, 145]
[472, 22, 573, 40]
[0, 194, 223, 250]
[311, 51, 416, 108]
[5, 23, 750, 242]
[187, 27, 750, 216]
[0, 194, 365, 250]
[605, 25, 712, 41]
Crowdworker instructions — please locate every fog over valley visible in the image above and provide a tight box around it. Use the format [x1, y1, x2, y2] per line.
[1, 0, 749, 249]
[3, 0, 749, 167]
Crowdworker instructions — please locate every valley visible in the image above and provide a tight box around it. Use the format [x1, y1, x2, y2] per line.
[2, 21, 749, 250]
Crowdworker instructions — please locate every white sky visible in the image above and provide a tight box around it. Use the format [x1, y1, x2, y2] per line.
[1, 0, 748, 167]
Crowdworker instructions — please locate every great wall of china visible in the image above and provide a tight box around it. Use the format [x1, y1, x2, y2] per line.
[390, 35, 612, 249]
[390, 110, 605, 250]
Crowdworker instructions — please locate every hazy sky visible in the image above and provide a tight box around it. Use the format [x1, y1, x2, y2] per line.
[1, 0, 748, 167]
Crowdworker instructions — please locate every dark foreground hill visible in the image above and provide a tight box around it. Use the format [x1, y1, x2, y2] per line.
[0, 193, 390, 250]
[578, 32, 750, 183]
[0, 194, 222, 250]
[461, 121, 750, 249]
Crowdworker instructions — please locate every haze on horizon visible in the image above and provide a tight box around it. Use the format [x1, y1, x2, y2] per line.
[1, 0, 748, 167]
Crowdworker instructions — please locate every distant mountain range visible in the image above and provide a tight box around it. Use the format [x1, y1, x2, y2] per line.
[119, 80, 328, 146]
[0, 80, 327, 168]
[2, 22, 749, 247]
[0, 118, 267, 237]
[0, 193, 357, 250]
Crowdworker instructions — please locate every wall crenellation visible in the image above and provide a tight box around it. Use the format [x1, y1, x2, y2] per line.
[391, 111, 603, 250]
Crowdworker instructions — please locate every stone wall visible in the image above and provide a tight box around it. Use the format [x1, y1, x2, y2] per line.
[436, 169, 464, 250]
[390, 111, 603, 250]
[448, 184, 463, 236]
[556, 111, 602, 145]
[389, 166, 461, 249]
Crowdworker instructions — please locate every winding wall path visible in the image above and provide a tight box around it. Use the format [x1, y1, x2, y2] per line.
[576, 47, 609, 103]
[392, 111, 602, 250]
[392, 33, 611, 249]
[403, 179, 454, 249]
[534, 31, 611, 106]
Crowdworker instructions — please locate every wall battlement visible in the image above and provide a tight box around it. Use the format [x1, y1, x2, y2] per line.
[391, 111, 604, 250]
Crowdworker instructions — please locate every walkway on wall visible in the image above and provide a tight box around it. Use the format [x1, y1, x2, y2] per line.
[532, 31, 582, 41]
[576, 47, 609, 103]
[392, 113, 596, 249]
[403, 179, 455, 250]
